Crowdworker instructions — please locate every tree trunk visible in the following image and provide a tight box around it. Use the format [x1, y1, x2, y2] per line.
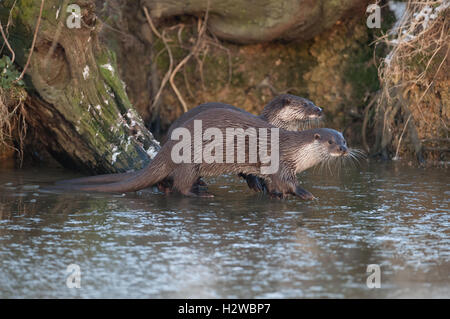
[0, 0, 160, 173]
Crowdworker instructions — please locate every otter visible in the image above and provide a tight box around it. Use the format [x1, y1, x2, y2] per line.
[54, 108, 349, 199]
[164, 94, 322, 143]
[57, 94, 322, 191]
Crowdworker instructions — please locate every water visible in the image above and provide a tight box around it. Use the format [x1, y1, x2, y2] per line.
[0, 162, 448, 298]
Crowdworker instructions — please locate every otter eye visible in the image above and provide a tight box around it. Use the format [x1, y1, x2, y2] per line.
[328, 140, 333, 144]
[314, 133, 321, 140]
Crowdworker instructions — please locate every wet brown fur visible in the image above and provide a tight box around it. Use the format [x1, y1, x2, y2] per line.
[57, 109, 347, 199]
[57, 95, 322, 188]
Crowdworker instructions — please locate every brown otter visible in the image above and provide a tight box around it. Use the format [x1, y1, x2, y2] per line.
[54, 108, 349, 199]
[57, 95, 322, 191]
[164, 94, 322, 143]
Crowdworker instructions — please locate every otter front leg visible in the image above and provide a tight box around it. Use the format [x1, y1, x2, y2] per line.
[264, 176, 290, 199]
[284, 178, 315, 200]
[278, 174, 315, 200]
[239, 173, 267, 193]
[292, 186, 315, 200]
[264, 174, 315, 200]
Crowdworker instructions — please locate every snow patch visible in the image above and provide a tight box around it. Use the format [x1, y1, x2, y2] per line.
[385, 1, 449, 65]
[120, 79, 127, 90]
[414, 5, 433, 29]
[125, 136, 133, 151]
[388, 1, 407, 21]
[101, 63, 115, 76]
[82, 65, 90, 80]
[111, 146, 120, 164]
[146, 146, 158, 159]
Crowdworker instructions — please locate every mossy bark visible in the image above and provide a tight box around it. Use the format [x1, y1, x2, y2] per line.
[0, 0, 160, 173]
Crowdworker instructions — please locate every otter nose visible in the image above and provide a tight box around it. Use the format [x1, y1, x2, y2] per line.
[339, 145, 348, 154]
[315, 107, 323, 116]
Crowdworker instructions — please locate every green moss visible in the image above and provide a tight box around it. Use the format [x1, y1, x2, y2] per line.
[96, 49, 132, 111]
[231, 71, 245, 87]
[344, 46, 380, 106]
[14, 0, 41, 25]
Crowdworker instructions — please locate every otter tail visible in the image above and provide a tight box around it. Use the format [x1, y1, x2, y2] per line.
[55, 152, 172, 193]
[56, 171, 138, 185]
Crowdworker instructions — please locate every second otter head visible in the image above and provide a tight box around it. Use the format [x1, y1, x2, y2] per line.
[262, 94, 323, 131]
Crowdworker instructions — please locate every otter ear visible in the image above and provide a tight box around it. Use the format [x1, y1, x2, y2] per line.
[282, 96, 292, 106]
[314, 133, 321, 140]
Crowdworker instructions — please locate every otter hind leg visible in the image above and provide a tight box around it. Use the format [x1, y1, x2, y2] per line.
[156, 177, 174, 194]
[194, 177, 208, 187]
[172, 166, 214, 197]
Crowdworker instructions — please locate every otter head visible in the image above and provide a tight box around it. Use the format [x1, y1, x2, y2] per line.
[313, 129, 348, 157]
[291, 128, 350, 174]
[262, 94, 323, 131]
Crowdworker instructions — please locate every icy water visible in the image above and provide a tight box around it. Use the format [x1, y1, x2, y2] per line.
[0, 162, 448, 298]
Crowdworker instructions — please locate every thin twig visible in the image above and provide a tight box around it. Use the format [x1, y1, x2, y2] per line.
[0, 0, 17, 55]
[206, 39, 232, 86]
[0, 21, 15, 63]
[393, 114, 411, 160]
[183, 66, 195, 98]
[143, 6, 173, 110]
[15, 0, 45, 83]
[169, 6, 209, 112]
[43, 0, 69, 69]
[143, 6, 161, 38]
[361, 92, 379, 152]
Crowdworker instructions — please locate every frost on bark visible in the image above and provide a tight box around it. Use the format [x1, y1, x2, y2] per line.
[0, 0, 160, 173]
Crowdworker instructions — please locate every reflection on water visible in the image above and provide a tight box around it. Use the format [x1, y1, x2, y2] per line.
[0, 162, 448, 298]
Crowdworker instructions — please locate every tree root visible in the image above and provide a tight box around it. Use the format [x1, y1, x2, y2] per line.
[143, 1, 232, 116]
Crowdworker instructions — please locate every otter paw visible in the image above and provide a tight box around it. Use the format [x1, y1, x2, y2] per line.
[244, 175, 266, 193]
[269, 191, 284, 200]
[184, 191, 214, 198]
[156, 183, 172, 194]
[198, 192, 214, 198]
[195, 178, 208, 187]
[294, 187, 315, 200]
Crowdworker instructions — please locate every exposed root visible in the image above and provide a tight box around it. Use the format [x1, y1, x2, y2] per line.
[0, 87, 28, 163]
[169, 8, 209, 113]
[361, 92, 379, 153]
[0, 20, 15, 64]
[373, 0, 449, 162]
[0, 0, 17, 59]
[143, 1, 232, 115]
